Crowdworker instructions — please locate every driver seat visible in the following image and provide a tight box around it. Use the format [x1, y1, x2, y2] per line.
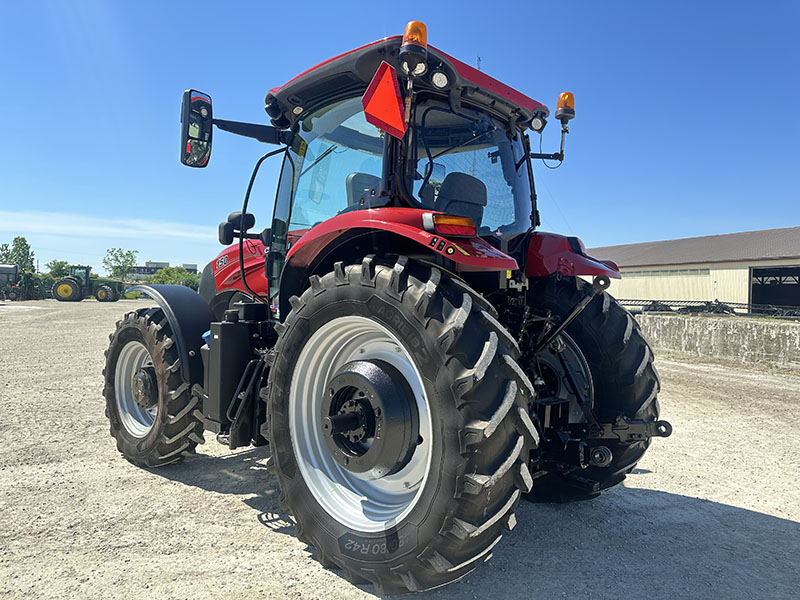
[346, 172, 380, 207]
[433, 172, 487, 226]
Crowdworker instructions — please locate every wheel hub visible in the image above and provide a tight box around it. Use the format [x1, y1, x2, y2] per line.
[132, 366, 157, 410]
[322, 360, 419, 480]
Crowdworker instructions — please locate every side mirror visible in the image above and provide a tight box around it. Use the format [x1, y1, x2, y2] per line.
[180, 90, 213, 167]
[430, 162, 446, 185]
[218, 212, 264, 246]
[227, 211, 256, 231]
[218, 222, 235, 245]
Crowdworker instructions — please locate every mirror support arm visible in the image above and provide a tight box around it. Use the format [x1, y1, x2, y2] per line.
[212, 118, 292, 145]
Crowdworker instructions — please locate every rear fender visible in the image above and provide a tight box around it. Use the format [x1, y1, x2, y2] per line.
[278, 207, 518, 316]
[128, 284, 215, 386]
[286, 207, 516, 270]
[525, 232, 621, 279]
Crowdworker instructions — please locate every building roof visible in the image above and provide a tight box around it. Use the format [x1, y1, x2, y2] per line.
[587, 226, 800, 268]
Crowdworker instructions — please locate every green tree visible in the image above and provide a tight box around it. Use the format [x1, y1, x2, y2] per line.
[0, 243, 10, 263]
[45, 259, 70, 278]
[102, 248, 138, 281]
[150, 266, 200, 291]
[8, 237, 35, 272]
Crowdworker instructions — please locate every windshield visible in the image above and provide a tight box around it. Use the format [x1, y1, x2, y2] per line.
[410, 101, 532, 238]
[275, 96, 383, 232]
[270, 95, 534, 269]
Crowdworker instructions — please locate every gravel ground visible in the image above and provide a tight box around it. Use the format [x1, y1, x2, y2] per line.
[1, 299, 798, 600]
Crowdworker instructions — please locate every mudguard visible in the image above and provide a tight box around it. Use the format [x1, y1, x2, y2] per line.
[286, 207, 518, 271]
[128, 284, 215, 386]
[525, 232, 621, 279]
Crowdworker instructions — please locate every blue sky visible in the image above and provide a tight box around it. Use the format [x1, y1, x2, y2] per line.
[1, 1, 797, 274]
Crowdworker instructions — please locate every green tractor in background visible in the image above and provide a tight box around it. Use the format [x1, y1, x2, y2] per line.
[52, 265, 124, 302]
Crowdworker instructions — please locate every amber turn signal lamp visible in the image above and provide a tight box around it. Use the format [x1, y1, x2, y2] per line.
[400, 21, 428, 73]
[431, 214, 477, 238]
[555, 92, 575, 123]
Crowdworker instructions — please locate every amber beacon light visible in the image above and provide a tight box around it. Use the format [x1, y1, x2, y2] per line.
[555, 92, 575, 123]
[400, 21, 428, 72]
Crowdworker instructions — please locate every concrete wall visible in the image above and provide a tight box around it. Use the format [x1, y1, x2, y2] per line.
[636, 313, 800, 370]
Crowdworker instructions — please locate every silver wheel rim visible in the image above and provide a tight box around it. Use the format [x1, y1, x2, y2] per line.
[289, 316, 433, 533]
[115, 341, 157, 437]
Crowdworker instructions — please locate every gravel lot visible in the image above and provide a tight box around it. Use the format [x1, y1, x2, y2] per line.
[1, 299, 798, 600]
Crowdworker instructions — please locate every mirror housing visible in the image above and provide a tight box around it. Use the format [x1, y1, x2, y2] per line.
[218, 212, 267, 246]
[180, 90, 213, 167]
[227, 211, 255, 231]
[218, 222, 234, 245]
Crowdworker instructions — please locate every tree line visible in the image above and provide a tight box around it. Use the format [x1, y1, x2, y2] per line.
[0, 236, 200, 291]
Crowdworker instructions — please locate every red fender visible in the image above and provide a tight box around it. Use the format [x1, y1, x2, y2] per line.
[286, 207, 518, 272]
[207, 207, 518, 299]
[525, 232, 620, 279]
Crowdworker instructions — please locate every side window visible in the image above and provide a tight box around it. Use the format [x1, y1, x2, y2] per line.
[288, 103, 382, 230]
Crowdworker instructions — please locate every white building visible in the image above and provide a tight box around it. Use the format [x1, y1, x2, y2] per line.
[588, 227, 800, 308]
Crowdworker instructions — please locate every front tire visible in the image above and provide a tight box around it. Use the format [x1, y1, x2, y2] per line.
[96, 285, 113, 302]
[524, 277, 661, 502]
[267, 257, 538, 594]
[102, 308, 205, 466]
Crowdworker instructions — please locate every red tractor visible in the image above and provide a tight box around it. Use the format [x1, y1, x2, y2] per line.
[103, 21, 670, 594]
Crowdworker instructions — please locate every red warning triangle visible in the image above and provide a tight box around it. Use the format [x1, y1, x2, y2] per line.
[361, 61, 407, 139]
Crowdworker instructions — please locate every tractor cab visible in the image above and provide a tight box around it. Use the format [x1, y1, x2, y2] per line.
[263, 33, 550, 276]
[272, 94, 534, 239]
[69, 265, 91, 287]
[185, 26, 601, 314]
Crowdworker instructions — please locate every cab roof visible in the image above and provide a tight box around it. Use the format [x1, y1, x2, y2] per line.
[265, 36, 548, 131]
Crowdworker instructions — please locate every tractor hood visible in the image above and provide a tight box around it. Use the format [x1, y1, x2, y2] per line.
[265, 37, 548, 132]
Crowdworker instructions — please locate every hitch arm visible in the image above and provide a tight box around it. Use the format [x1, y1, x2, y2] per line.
[578, 416, 673, 444]
[532, 275, 610, 354]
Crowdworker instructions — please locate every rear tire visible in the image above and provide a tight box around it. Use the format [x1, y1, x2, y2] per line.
[267, 256, 538, 594]
[52, 278, 82, 302]
[524, 277, 661, 503]
[102, 308, 205, 466]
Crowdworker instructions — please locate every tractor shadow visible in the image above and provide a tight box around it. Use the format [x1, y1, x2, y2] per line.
[150, 445, 295, 535]
[151, 451, 800, 600]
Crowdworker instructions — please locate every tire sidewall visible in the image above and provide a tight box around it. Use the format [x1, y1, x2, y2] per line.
[269, 277, 464, 567]
[54, 278, 80, 302]
[105, 317, 172, 458]
[531, 283, 642, 419]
